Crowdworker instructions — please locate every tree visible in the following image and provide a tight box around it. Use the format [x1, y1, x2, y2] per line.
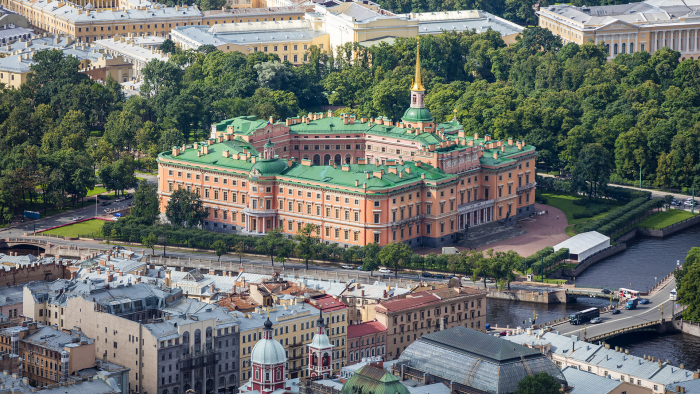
[104, 110, 142, 157]
[471, 251, 491, 289]
[160, 39, 177, 54]
[378, 242, 412, 278]
[261, 227, 284, 266]
[212, 239, 227, 261]
[99, 158, 138, 197]
[514, 372, 561, 394]
[130, 180, 160, 225]
[518, 27, 563, 54]
[275, 240, 293, 269]
[142, 232, 158, 255]
[294, 223, 319, 270]
[165, 188, 208, 228]
[254, 61, 293, 90]
[234, 241, 246, 265]
[362, 242, 381, 274]
[675, 247, 700, 321]
[570, 143, 612, 199]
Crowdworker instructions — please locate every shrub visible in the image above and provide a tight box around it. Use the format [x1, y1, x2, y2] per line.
[520, 246, 554, 272]
[572, 204, 609, 219]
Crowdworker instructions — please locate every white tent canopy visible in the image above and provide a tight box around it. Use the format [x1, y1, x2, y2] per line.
[554, 231, 610, 261]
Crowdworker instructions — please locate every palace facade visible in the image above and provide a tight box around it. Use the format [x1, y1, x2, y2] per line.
[157, 44, 537, 248]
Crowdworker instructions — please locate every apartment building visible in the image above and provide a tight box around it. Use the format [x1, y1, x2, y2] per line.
[538, 0, 700, 61]
[238, 304, 322, 381]
[368, 287, 486, 360]
[346, 321, 386, 365]
[158, 48, 537, 248]
[61, 291, 240, 394]
[0, 0, 306, 43]
[506, 330, 698, 394]
[0, 322, 96, 387]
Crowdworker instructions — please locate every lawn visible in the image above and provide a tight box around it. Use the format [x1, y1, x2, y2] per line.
[86, 186, 108, 197]
[540, 192, 622, 225]
[42, 219, 105, 238]
[636, 210, 697, 230]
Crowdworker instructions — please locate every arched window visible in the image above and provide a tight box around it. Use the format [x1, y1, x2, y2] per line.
[630, 42, 635, 53]
[276, 370, 281, 380]
[219, 377, 225, 386]
[229, 374, 237, 386]
[255, 370, 260, 380]
[266, 372, 270, 381]
[173, 388, 180, 394]
[163, 390, 169, 394]
[621, 43, 626, 54]
[614, 43, 618, 54]
[195, 329, 201, 344]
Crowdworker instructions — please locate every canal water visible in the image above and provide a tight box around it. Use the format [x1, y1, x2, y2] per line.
[487, 223, 700, 369]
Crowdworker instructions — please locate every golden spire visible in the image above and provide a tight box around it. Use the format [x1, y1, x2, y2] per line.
[411, 37, 425, 91]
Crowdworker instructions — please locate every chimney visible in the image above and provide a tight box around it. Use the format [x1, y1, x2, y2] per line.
[355, 180, 359, 186]
[493, 152, 498, 159]
[172, 147, 180, 156]
[223, 150, 229, 158]
[508, 137, 513, 146]
[269, 116, 274, 124]
[343, 114, 349, 125]
[474, 133, 479, 140]
[286, 118, 292, 126]
[501, 145, 505, 152]
[210, 284, 215, 293]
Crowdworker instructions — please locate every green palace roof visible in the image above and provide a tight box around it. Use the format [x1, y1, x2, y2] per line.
[159, 140, 456, 192]
[340, 365, 411, 394]
[401, 107, 433, 123]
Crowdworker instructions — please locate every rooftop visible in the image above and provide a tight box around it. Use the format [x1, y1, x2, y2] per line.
[347, 321, 387, 338]
[506, 331, 697, 387]
[562, 367, 624, 394]
[306, 294, 347, 312]
[397, 326, 567, 394]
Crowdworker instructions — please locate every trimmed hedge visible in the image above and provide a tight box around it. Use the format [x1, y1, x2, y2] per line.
[598, 199, 663, 236]
[572, 204, 609, 219]
[575, 198, 648, 233]
[530, 248, 570, 275]
[520, 246, 554, 272]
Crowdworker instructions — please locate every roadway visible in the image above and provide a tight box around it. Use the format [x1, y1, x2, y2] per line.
[554, 279, 678, 340]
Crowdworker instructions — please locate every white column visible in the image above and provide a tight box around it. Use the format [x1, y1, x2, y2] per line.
[686, 29, 690, 52]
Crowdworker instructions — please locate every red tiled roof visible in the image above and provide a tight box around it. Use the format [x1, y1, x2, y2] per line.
[347, 321, 387, 339]
[306, 294, 347, 312]
[374, 293, 441, 313]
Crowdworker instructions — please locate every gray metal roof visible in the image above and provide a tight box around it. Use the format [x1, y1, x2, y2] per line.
[563, 367, 623, 394]
[397, 327, 566, 394]
[421, 326, 541, 362]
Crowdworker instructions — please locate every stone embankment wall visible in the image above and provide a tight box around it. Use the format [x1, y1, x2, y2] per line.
[638, 214, 700, 238]
[486, 289, 569, 304]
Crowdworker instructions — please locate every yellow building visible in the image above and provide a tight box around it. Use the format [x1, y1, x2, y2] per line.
[538, 1, 700, 60]
[238, 302, 348, 381]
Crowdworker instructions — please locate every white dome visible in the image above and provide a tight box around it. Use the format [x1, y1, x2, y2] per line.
[251, 337, 286, 365]
[310, 332, 332, 349]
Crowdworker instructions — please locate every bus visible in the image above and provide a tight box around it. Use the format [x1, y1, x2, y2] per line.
[670, 288, 677, 301]
[618, 288, 640, 299]
[569, 308, 600, 325]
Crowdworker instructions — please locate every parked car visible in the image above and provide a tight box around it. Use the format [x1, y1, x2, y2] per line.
[590, 317, 603, 324]
[601, 288, 611, 294]
[543, 326, 552, 332]
[101, 201, 111, 206]
[357, 266, 364, 271]
[110, 217, 119, 221]
[447, 275, 457, 280]
[499, 331, 507, 336]
[114, 198, 123, 203]
[125, 194, 133, 199]
[341, 265, 353, 270]
[462, 277, 471, 282]
[611, 309, 621, 315]
[421, 272, 434, 278]
[484, 278, 494, 283]
[71, 216, 84, 221]
[639, 298, 650, 304]
[435, 274, 445, 279]
[378, 268, 392, 274]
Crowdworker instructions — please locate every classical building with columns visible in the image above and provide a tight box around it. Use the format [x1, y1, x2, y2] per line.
[538, 0, 700, 60]
[157, 44, 537, 248]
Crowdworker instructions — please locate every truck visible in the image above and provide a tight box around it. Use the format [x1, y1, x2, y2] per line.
[625, 297, 639, 310]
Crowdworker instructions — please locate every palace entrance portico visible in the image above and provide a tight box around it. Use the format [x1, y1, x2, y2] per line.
[457, 199, 495, 229]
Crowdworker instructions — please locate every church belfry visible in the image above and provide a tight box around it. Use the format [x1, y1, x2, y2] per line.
[410, 37, 426, 109]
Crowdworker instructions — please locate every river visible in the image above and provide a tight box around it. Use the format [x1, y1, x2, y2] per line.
[487, 223, 700, 369]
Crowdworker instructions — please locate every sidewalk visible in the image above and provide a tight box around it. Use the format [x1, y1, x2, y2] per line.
[538, 173, 691, 200]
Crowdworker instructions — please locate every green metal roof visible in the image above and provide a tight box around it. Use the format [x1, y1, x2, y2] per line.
[340, 365, 411, 394]
[401, 107, 433, 123]
[251, 158, 287, 176]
